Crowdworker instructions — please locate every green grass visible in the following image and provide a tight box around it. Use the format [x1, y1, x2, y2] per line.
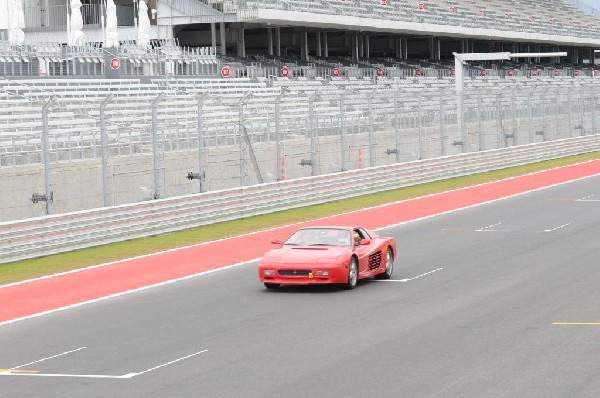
[2, 151, 599, 286]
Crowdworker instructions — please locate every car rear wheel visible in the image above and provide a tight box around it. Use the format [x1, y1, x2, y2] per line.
[375, 247, 393, 280]
[264, 283, 280, 290]
[345, 257, 358, 290]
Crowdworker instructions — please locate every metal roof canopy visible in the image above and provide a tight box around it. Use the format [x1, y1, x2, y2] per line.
[453, 51, 568, 92]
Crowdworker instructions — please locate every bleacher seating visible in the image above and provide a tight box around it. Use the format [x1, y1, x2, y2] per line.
[239, 0, 600, 38]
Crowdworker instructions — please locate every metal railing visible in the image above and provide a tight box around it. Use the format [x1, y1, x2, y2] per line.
[1, 135, 599, 264]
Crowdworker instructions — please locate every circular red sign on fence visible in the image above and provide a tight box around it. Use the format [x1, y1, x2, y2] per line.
[332, 67, 340, 77]
[110, 58, 120, 70]
[415, 68, 422, 77]
[554, 69, 559, 77]
[376, 68, 383, 77]
[507, 69, 513, 77]
[280, 67, 289, 77]
[450, 69, 455, 76]
[480, 69, 487, 77]
[574, 70, 580, 77]
[221, 66, 231, 77]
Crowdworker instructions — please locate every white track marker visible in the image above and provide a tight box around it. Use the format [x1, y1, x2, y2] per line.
[476, 222, 502, 232]
[0, 350, 208, 379]
[544, 223, 571, 232]
[11, 347, 87, 369]
[125, 349, 208, 378]
[576, 195, 600, 202]
[375, 268, 443, 282]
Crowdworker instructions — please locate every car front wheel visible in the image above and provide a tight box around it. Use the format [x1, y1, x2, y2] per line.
[345, 257, 358, 290]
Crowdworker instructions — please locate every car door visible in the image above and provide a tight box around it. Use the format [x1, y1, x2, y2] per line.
[353, 228, 372, 277]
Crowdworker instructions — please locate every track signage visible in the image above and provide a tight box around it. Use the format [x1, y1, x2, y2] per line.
[332, 67, 340, 77]
[110, 58, 120, 70]
[221, 66, 231, 77]
[280, 67, 289, 77]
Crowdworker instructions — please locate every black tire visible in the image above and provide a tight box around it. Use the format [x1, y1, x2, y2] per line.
[264, 283, 281, 290]
[345, 257, 359, 290]
[375, 247, 394, 280]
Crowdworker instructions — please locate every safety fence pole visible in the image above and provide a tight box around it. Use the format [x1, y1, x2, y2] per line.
[151, 93, 165, 199]
[100, 94, 114, 206]
[197, 93, 209, 193]
[42, 96, 57, 215]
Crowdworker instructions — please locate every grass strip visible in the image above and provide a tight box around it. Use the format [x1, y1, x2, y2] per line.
[1, 151, 599, 286]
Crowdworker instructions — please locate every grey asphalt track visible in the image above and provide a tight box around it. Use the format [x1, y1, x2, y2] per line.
[1, 175, 599, 398]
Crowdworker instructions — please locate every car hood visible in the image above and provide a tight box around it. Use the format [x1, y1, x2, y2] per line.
[262, 246, 348, 265]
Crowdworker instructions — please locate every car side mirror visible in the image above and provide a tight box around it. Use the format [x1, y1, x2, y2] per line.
[358, 238, 370, 246]
[271, 238, 283, 245]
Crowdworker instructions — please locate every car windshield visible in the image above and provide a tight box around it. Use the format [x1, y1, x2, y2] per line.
[284, 228, 352, 247]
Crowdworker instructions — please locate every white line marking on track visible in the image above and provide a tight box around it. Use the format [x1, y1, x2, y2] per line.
[128, 350, 208, 378]
[0, 372, 127, 379]
[576, 194, 600, 202]
[476, 222, 502, 232]
[0, 350, 208, 379]
[375, 268, 444, 282]
[544, 223, 571, 232]
[11, 347, 87, 369]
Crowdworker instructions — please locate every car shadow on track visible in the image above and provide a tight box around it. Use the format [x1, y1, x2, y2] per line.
[260, 280, 380, 294]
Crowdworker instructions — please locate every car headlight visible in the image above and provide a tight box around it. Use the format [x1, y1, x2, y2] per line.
[314, 270, 329, 276]
[262, 270, 276, 275]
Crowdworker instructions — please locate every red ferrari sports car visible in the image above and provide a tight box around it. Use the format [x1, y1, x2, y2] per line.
[258, 226, 396, 290]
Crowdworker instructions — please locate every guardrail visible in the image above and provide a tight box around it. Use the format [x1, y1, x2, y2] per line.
[1, 135, 599, 264]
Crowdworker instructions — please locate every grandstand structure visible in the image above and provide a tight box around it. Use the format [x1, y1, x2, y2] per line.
[0, 0, 599, 223]
[0, 0, 599, 77]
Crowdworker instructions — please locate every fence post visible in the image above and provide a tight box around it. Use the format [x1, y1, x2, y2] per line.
[511, 87, 518, 146]
[197, 93, 209, 193]
[42, 96, 57, 216]
[568, 84, 573, 138]
[542, 91, 548, 141]
[367, 92, 376, 167]
[394, 92, 401, 163]
[580, 85, 585, 136]
[100, 93, 114, 207]
[238, 92, 252, 186]
[592, 87, 597, 135]
[457, 87, 466, 154]
[274, 89, 287, 181]
[339, 92, 347, 171]
[528, 89, 534, 143]
[309, 91, 320, 176]
[418, 94, 423, 159]
[477, 91, 483, 151]
[496, 89, 504, 148]
[151, 93, 165, 199]
[439, 91, 446, 156]
[554, 87, 560, 140]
